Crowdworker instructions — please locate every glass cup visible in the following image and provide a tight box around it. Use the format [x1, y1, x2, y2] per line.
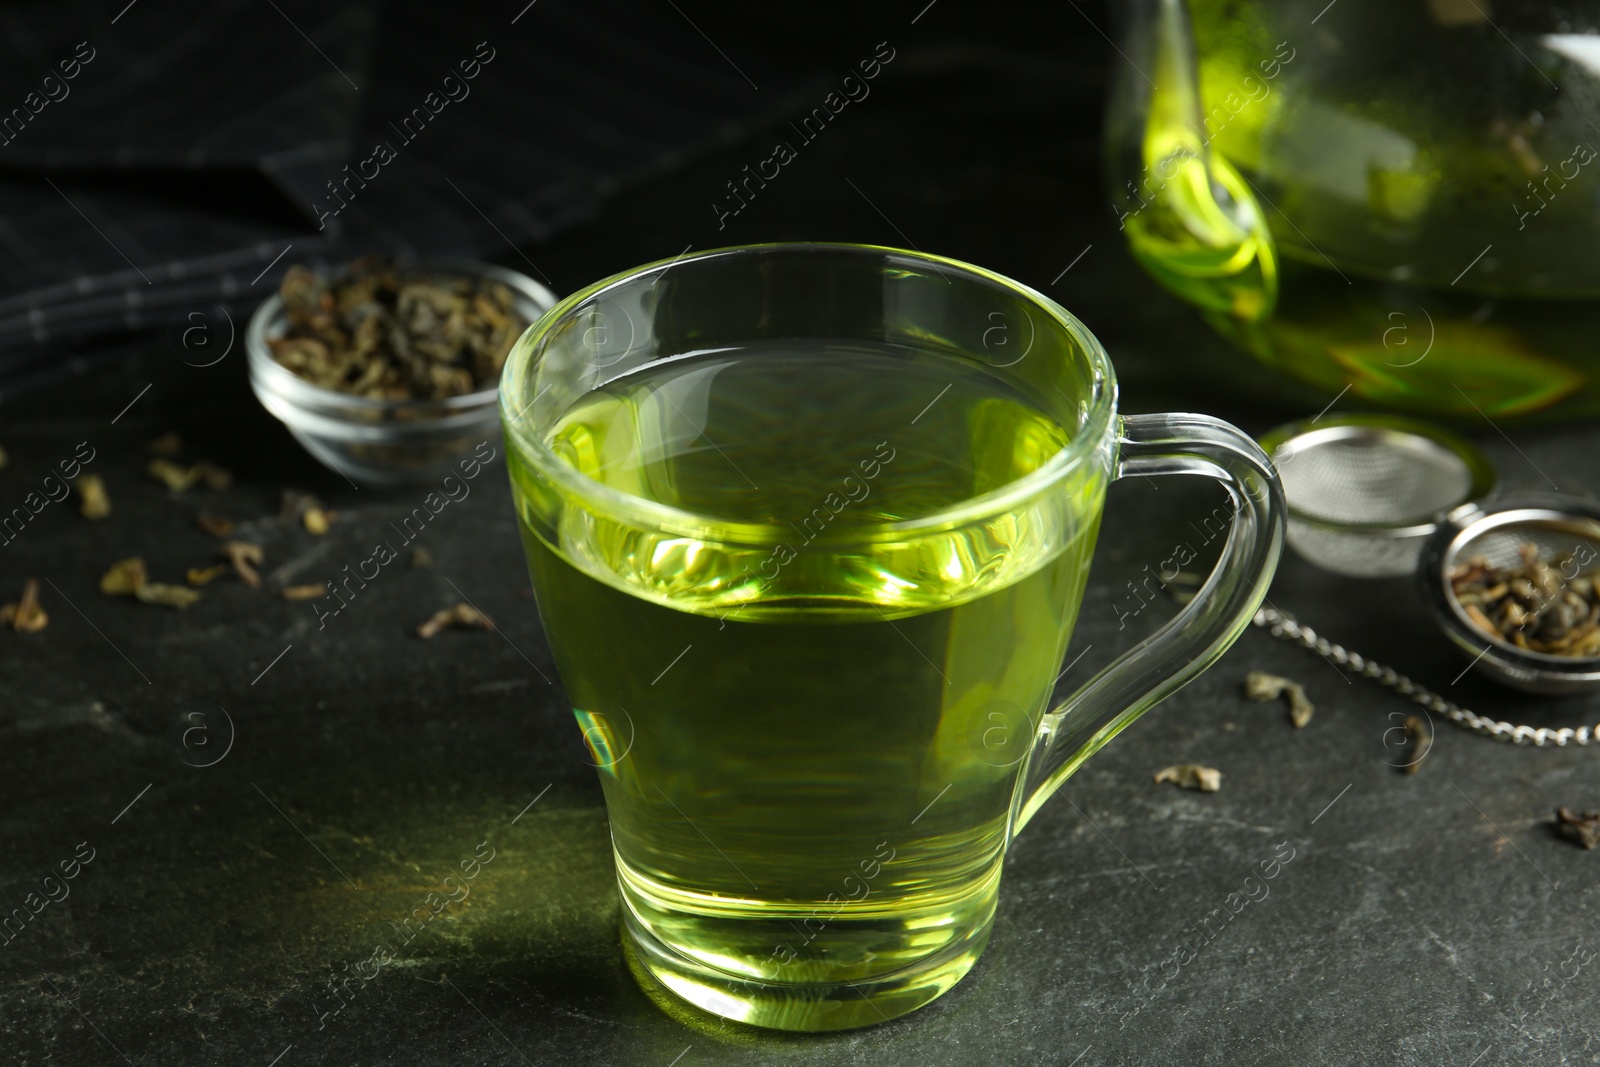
[500, 243, 1284, 1032]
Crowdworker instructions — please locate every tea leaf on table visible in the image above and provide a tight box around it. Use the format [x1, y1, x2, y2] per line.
[135, 583, 201, 609]
[410, 546, 433, 569]
[148, 431, 182, 455]
[280, 489, 325, 520]
[196, 513, 235, 538]
[77, 474, 111, 519]
[1401, 714, 1432, 774]
[194, 461, 232, 490]
[148, 458, 200, 490]
[302, 506, 332, 535]
[1555, 808, 1600, 850]
[0, 444, 8, 468]
[281, 583, 327, 601]
[0, 579, 48, 633]
[148, 458, 231, 492]
[100, 558, 201, 608]
[416, 602, 494, 638]
[1244, 670, 1314, 727]
[1154, 764, 1222, 792]
[187, 564, 230, 587]
[222, 542, 264, 588]
[100, 558, 149, 596]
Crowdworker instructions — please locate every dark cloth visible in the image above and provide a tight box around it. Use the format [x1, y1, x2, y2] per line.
[0, 0, 792, 396]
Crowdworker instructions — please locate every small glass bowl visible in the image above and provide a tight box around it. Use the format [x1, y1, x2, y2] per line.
[247, 258, 557, 487]
[1421, 495, 1600, 695]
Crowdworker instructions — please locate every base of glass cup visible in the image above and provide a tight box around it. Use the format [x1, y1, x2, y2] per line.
[620, 901, 991, 1032]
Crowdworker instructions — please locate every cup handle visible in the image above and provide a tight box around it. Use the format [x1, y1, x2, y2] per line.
[1012, 412, 1285, 834]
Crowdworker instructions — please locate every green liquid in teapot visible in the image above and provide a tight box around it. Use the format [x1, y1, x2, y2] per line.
[1119, 0, 1600, 420]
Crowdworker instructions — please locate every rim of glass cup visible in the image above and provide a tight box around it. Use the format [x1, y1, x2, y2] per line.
[500, 242, 1119, 544]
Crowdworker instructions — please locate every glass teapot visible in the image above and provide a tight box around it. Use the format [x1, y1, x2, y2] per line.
[1108, 0, 1600, 421]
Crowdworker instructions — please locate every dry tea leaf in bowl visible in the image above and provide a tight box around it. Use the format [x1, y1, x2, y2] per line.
[268, 259, 529, 401]
[1451, 544, 1600, 657]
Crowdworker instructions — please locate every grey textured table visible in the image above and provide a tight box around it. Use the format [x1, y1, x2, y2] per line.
[4, 10, 1600, 1065]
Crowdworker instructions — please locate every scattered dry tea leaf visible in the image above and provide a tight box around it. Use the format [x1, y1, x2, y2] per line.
[0, 443, 9, 468]
[1154, 763, 1222, 793]
[0, 579, 48, 633]
[194, 461, 231, 490]
[410, 546, 433, 569]
[222, 542, 264, 588]
[149, 458, 200, 490]
[99, 557, 202, 609]
[1555, 807, 1600, 850]
[1244, 670, 1314, 728]
[100, 557, 149, 596]
[280, 489, 319, 520]
[135, 582, 201, 609]
[148, 431, 182, 456]
[416, 602, 494, 638]
[196, 513, 235, 538]
[281, 583, 327, 601]
[281, 490, 334, 533]
[1401, 715, 1432, 775]
[187, 564, 230, 587]
[148, 458, 230, 491]
[77, 474, 111, 519]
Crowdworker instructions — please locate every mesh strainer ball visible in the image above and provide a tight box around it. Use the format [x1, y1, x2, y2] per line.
[1420, 496, 1600, 695]
[1259, 415, 1496, 578]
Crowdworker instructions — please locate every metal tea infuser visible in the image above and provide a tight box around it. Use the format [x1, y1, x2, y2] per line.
[1252, 415, 1600, 745]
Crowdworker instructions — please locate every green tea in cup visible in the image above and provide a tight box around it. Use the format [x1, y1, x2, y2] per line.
[502, 244, 1283, 1031]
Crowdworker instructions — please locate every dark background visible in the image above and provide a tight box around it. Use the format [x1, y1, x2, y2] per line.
[3, 2, 1599, 1065]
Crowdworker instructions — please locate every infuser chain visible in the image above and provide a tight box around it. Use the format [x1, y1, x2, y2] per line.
[1252, 607, 1596, 748]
